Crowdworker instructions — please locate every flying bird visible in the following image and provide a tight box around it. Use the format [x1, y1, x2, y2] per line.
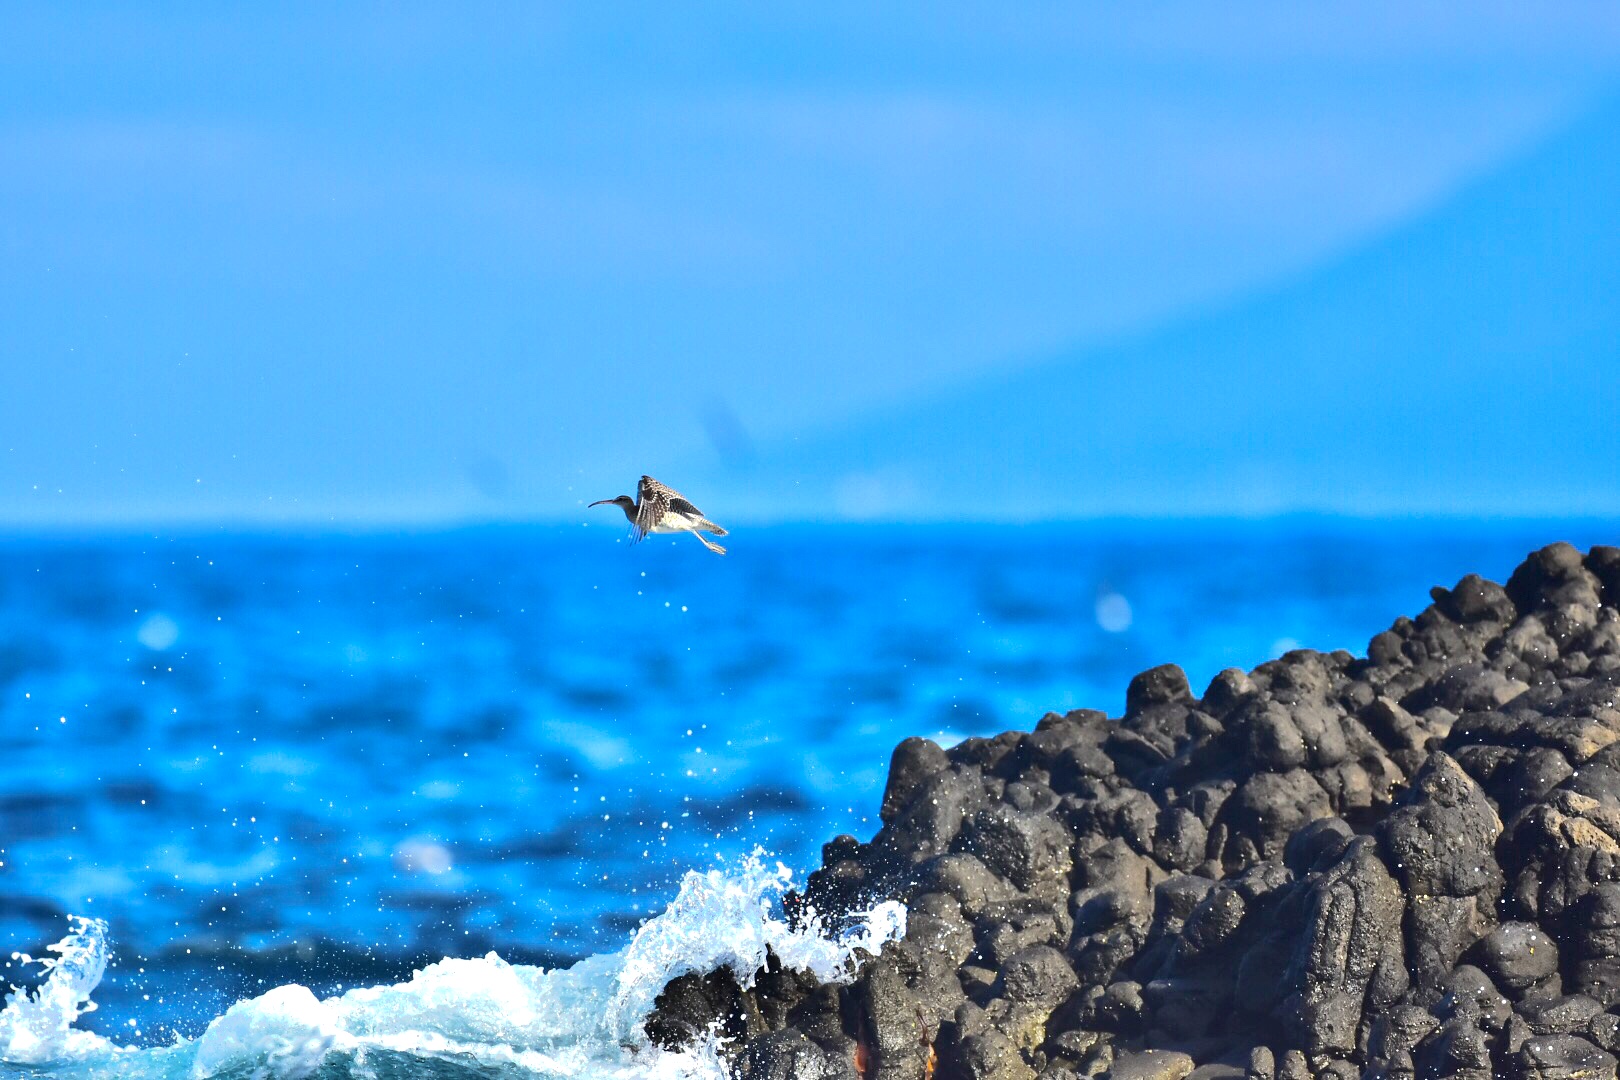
[590, 475, 729, 555]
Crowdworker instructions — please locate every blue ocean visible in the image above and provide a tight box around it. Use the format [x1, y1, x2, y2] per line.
[0, 521, 1613, 1077]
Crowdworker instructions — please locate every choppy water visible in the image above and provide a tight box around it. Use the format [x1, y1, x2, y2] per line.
[0, 857, 905, 1077]
[0, 521, 1613, 1076]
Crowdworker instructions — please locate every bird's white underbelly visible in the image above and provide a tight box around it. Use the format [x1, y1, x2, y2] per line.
[649, 513, 701, 533]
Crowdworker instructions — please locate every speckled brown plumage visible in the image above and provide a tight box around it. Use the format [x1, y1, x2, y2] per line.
[590, 475, 729, 554]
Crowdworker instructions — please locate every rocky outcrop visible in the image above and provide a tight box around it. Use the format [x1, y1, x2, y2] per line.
[647, 543, 1620, 1079]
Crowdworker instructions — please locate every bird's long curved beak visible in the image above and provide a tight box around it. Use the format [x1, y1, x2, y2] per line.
[588, 499, 613, 507]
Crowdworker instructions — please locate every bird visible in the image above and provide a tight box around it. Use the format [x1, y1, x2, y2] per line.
[590, 475, 729, 555]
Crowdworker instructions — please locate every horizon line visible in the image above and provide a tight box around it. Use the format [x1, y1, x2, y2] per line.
[1, 509, 1617, 540]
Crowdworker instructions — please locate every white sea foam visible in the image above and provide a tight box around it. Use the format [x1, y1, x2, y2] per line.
[0, 916, 120, 1064]
[0, 852, 905, 1079]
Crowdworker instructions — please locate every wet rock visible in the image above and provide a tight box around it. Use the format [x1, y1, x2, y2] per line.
[1436, 574, 1518, 624]
[1457, 744, 1575, 818]
[981, 911, 1063, 971]
[1149, 875, 1218, 943]
[1106, 1048, 1195, 1080]
[906, 891, 974, 958]
[1590, 1014, 1620, 1055]
[1141, 975, 1230, 1041]
[1071, 838, 1158, 936]
[740, 1028, 860, 1080]
[1281, 818, 1353, 876]
[925, 853, 1020, 916]
[1405, 662, 1528, 713]
[1435, 963, 1511, 1028]
[1516, 994, 1603, 1037]
[645, 967, 747, 1049]
[1203, 668, 1255, 718]
[1507, 543, 1594, 610]
[958, 804, 1074, 895]
[1368, 629, 1406, 667]
[1469, 922, 1559, 1000]
[1047, 1028, 1106, 1068]
[882, 737, 950, 824]
[1499, 614, 1562, 670]
[1001, 945, 1080, 1006]
[1501, 789, 1620, 925]
[1089, 980, 1146, 1034]
[1073, 927, 1150, 989]
[1377, 753, 1504, 985]
[1243, 702, 1310, 771]
[1448, 707, 1620, 766]
[1107, 729, 1174, 785]
[1379, 753, 1503, 898]
[1154, 807, 1210, 872]
[1127, 665, 1194, 716]
[1570, 884, 1620, 1005]
[1222, 769, 1332, 863]
[940, 1007, 1039, 1080]
[1082, 790, 1160, 857]
[1274, 1050, 1309, 1080]
[1176, 866, 1287, 966]
[1365, 1003, 1438, 1073]
[875, 765, 991, 870]
[1360, 695, 1429, 754]
[1275, 836, 1407, 1055]
[858, 945, 932, 1080]
[1414, 1018, 1494, 1078]
[1183, 1066, 1243, 1080]
[961, 969, 998, 1007]
[1514, 1033, 1618, 1080]
[1589, 547, 1620, 606]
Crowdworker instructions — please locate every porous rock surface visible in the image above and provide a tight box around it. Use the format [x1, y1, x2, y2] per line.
[648, 543, 1620, 1079]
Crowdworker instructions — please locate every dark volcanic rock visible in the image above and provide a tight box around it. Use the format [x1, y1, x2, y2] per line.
[645, 543, 1620, 1080]
[999, 944, 1077, 1005]
[1571, 884, 1620, 1005]
[1275, 836, 1407, 1055]
[1109, 1048, 1195, 1079]
[1127, 664, 1195, 716]
[881, 737, 950, 824]
[958, 804, 1073, 896]
[739, 1029, 859, 1080]
[1469, 922, 1559, 1000]
[1514, 1033, 1618, 1080]
[646, 967, 749, 1049]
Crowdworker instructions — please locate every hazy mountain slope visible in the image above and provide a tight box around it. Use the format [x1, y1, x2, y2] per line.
[725, 97, 1620, 519]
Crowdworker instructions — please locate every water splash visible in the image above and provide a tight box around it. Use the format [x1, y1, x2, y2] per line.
[0, 917, 120, 1065]
[0, 853, 905, 1079]
[606, 853, 905, 1037]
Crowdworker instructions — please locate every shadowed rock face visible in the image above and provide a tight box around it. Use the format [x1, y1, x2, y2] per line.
[646, 542, 1620, 1080]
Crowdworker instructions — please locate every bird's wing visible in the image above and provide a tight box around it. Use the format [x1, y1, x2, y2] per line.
[667, 495, 705, 519]
[635, 476, 674, 540]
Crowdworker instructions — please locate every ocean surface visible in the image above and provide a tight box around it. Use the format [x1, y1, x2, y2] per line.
[0, 520, 1614, 1077]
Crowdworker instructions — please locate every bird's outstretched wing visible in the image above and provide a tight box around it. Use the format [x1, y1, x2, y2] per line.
[667, 495, 704, 518]
[634, 475, 674, 541]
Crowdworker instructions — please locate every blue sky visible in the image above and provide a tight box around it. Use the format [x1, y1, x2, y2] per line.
[3, 4, 1619, 523]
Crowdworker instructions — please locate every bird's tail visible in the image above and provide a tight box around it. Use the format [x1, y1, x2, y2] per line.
[699, 519, 728, 536]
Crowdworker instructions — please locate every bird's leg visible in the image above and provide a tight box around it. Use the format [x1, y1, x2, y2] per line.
[689, 530, 727, 555]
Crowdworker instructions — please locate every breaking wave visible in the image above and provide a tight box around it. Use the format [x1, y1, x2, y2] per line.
[0, 854, 904, 1079]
